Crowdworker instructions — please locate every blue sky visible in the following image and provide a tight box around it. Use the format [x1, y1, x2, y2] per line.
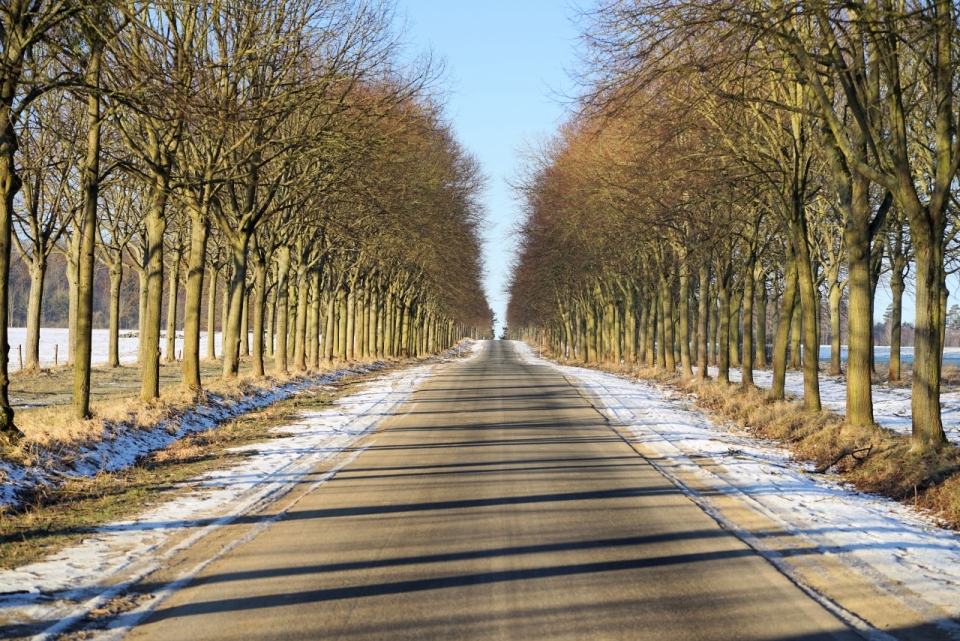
[399, 1, 580, 330]
[397, 2, 934, 328]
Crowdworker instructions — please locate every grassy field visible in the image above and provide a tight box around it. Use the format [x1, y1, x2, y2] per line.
[8, 358, 252, 411]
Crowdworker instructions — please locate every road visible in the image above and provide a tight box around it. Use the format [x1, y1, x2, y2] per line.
[128, 341, 858, 640]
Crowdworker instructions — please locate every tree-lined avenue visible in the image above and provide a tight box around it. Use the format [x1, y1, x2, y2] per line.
[128, 341, 855, 640]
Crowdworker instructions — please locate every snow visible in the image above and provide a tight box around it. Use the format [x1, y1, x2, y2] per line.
[514, 341, 960, 634]
[0, 368, 344, 511]
[0, 341, 486, 637]
[702, 365, 960, 445]
[5, 327, 226, 372]
[820, 345, 960, 368]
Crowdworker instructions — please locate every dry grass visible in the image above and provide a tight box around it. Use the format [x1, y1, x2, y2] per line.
[941, 365, 960, 387]
[541, 345, 960, 529]
[3, 356, 388, 461]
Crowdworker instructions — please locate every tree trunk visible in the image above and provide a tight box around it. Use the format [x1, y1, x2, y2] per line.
[717, 262, 731, 384]
[911, 239, 947, 446]
[24, 257, 46, 371]
[336, 290, 347, 359]
[828, 281, 844, 376]
[221, 235, 249, 378]
[73, 48, 103, 419]
[108, 262, 122, 368]
[729, 289, 742, 369]
[0, 149, 16, 434]
[756, 274, 768, 368]
[585, 300, 598, 363]
[656, 292, 666, 370]
[624, 286, 637, 363]
[697, 264, 710, 381]
[294, 261, 309, 370]
[679, 263, 693, 380]
[708, 292, 718, 366]
[251, 251, 268, 378]
[181, 213, 208, 390]
[400, 301, 411, 357]
[136, 260, 148, 365]
[140, 187, 167, 401]
[206, 266, 217, 361]
[645, 296, 656, 369]
[346, 285, 356, 360]
[793, 242, 822, 410]
[273, 245, 290, 374]
[771, 244, 798, 400]
[309, 268, 322, 368]
[742, 256, 755, 387]
[66, 235, 79, 366]
[888, 271, 904, 382]
[164, 244, 182, 364]
[638, 296, 648, 366]
[661, 276, 675, 371]
[844, 181, 875, 426]
[239, 284, 249, 358]
[266, 281, 276, 358]
[220, 261, 231, 361]
[324, 286, 336, 361]
[789, 302, 802, 370]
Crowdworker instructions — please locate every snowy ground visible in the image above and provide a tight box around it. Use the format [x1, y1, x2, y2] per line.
[0, 364, 364, 510]
[515, 342, 960, 637]
[0, 342, 485, 638]
[6, 328, 226, 372]
[704, 365, 960, 445]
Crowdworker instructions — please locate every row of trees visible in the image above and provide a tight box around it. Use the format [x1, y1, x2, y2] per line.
[507, 0, 960, 450]
[0, 0, 491, 438]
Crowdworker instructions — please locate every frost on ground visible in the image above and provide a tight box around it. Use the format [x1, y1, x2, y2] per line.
[514, 342, 960, 632]
[703, 364, 960, 445]
[0, 342, 484, 636]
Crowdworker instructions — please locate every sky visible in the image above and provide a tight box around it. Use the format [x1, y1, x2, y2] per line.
[399, 1, 580, 331]
[396, 2, 939, 328]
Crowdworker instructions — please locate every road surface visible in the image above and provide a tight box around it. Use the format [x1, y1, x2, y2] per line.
[128, 341, 858, 640]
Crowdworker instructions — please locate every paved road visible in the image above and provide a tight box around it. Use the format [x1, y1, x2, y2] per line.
[129, 341, 858, 640]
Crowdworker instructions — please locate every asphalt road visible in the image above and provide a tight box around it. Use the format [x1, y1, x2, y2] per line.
[128, 341, 859, 640]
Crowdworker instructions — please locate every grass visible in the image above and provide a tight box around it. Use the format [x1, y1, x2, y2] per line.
[544, 348, 960, 530]
[0, 369, 375, 569]
[8, 357, 240, 411]
[3, 357, 372, 455]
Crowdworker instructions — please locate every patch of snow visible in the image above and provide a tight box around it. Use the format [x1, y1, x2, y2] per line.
[514, 342, 960, 631]
[0, 344, 487, 634]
